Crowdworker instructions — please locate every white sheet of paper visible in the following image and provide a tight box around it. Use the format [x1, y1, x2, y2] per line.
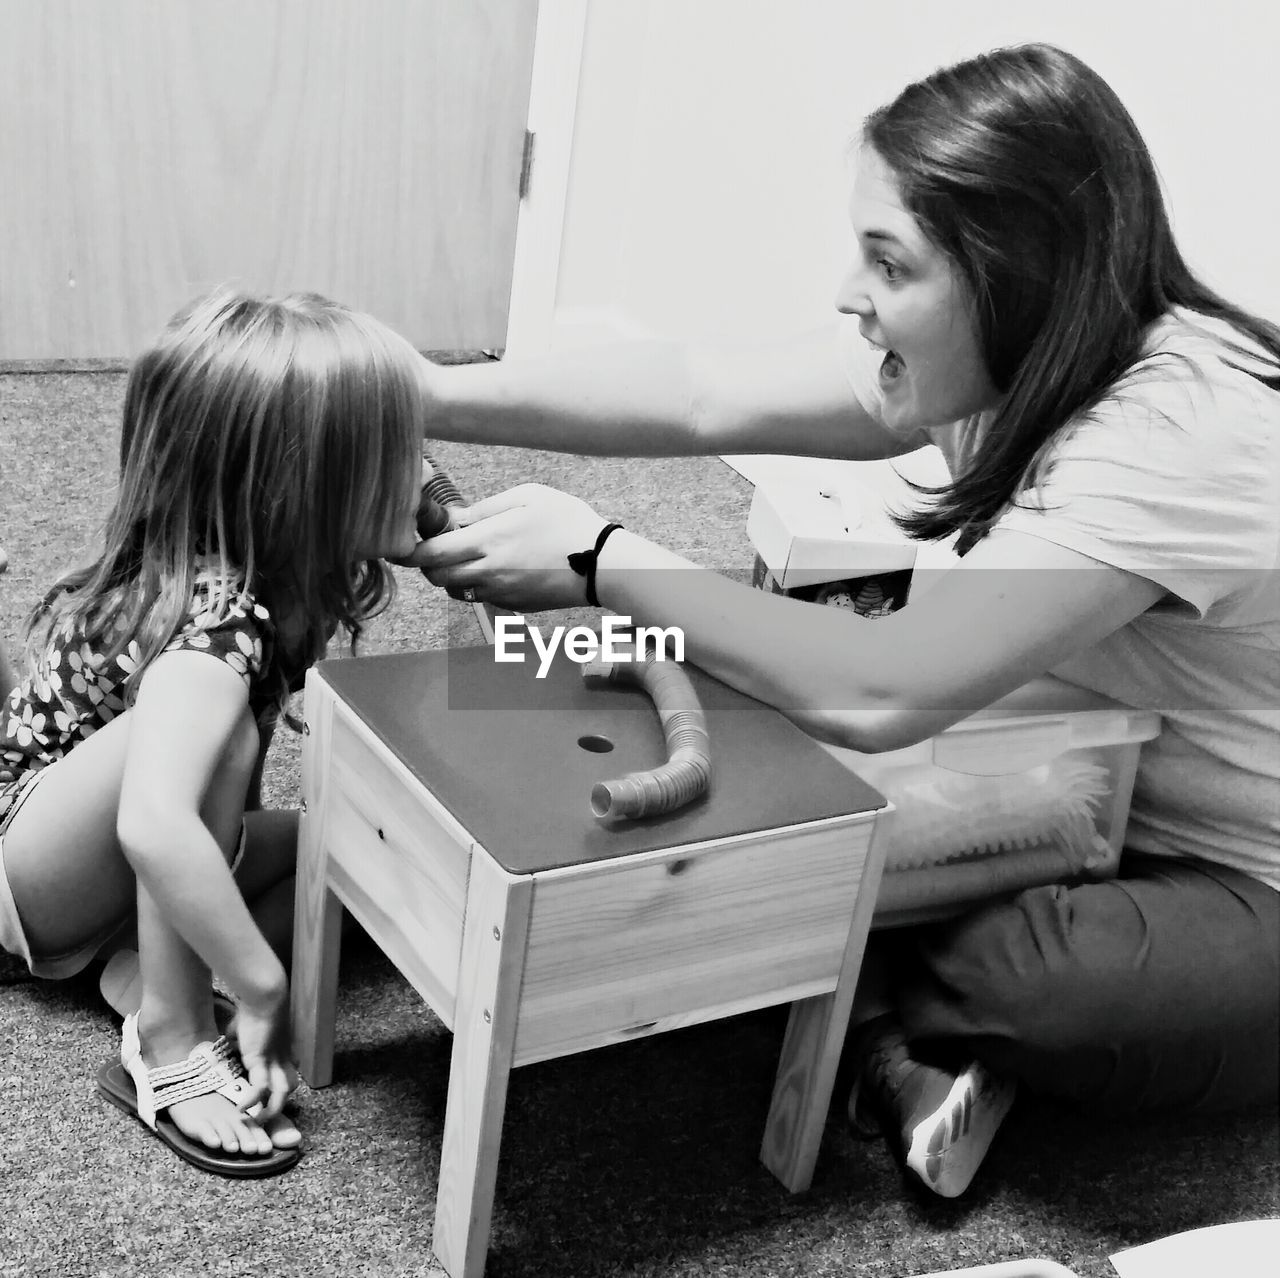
[1109, 1218, 1280, 1277]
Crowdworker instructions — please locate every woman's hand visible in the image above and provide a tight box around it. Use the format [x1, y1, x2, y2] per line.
[400, 483, 612, 612]
[231, 976, 298, 1122]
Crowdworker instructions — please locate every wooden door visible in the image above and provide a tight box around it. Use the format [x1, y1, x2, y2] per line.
[0, 0, 539, 359]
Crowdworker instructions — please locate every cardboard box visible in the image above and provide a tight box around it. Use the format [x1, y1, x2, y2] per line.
[748, 478, 917, 591]
[748, 477, 918, 614]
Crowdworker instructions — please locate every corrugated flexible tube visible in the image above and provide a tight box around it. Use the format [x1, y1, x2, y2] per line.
[582, 651, 711, 820]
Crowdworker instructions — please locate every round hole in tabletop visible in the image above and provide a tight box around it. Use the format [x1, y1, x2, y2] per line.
[577, 734, 614, 754]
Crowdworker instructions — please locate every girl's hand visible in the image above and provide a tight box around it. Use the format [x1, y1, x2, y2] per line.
[403, 483, 611, 612]
[232, 980, 299, 1122]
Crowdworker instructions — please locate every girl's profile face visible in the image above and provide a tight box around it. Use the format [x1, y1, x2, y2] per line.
[351, 459, 421, 564]
[354, 515, 418, 565]
[836, 146, 999, 433]
[352, 496, 418, 564]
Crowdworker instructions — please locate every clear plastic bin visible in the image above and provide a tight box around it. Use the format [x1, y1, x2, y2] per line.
[819, 677, 1162, 926]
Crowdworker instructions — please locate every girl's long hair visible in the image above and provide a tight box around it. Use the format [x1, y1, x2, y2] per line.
[863, 43, 1280, 554]
[27, 288, 424, 711]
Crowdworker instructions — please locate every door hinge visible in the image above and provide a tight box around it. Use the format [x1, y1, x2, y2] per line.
[518, 129, 535, 200]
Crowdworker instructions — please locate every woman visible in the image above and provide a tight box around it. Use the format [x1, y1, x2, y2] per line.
[405, 44, 1280, 1198]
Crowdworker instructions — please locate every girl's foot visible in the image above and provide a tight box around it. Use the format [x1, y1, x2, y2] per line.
[98, 1013, 300, 1177]
[102, 953, 300, 1150]
[136, 1009, 301, 1153]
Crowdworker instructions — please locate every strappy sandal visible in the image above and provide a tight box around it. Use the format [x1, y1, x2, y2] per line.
[96, 1013, 299, 1177]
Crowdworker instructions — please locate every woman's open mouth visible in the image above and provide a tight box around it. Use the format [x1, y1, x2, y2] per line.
[867, 339, 906, 387]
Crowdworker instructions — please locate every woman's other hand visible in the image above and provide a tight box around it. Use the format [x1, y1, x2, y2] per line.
[403, 483, 610, 612]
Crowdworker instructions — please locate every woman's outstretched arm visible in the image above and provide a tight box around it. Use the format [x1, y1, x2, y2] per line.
[422, 325, 921, 462]
[411, 485, 1163, 752]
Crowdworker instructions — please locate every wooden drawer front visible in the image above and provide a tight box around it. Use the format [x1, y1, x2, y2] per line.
[513, 815, 878, 1064]
[323, 699, 471, 1025]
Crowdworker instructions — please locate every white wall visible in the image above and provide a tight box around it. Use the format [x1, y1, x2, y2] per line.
[529, 0, 1279, 351]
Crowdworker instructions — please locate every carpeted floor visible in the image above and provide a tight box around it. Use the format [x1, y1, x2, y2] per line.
[1, 372, 1276, 1278]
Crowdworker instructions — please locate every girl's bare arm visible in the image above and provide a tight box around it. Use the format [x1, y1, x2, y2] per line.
[116, 652, 286, 1007]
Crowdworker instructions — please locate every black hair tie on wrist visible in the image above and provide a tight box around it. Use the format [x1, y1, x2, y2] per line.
[567, 522, 624, 607]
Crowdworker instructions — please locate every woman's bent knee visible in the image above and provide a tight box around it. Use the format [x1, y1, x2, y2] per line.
[901, 884, 1102, 1050]
[896, 864, 1280, 1111]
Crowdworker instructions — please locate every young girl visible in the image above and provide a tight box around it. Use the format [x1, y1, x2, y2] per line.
[0, 289, 424, 1176]
[403, 45, 1280, 1199]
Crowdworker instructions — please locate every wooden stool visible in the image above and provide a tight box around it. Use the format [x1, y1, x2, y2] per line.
[290, 647, 890, 1278]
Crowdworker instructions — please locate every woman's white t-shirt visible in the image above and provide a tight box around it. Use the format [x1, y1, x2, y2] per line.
[839, 309, 1280, 890]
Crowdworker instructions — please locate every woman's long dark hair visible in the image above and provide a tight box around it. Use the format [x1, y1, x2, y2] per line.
[864, 43, 1280, 554]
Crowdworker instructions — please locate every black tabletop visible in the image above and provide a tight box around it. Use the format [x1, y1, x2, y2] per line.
[317, 647, 885, 873]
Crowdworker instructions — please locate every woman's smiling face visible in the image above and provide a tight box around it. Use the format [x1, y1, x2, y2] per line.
[837, 145, 999, 434]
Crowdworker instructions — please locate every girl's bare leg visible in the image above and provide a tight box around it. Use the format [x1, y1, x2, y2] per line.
[99, 807, 298, 1011]
[5, 715, 141, 950]
[235, 712, 299, 968]
[234, 809, 298, 964]
[3, 710, 299, 1154]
